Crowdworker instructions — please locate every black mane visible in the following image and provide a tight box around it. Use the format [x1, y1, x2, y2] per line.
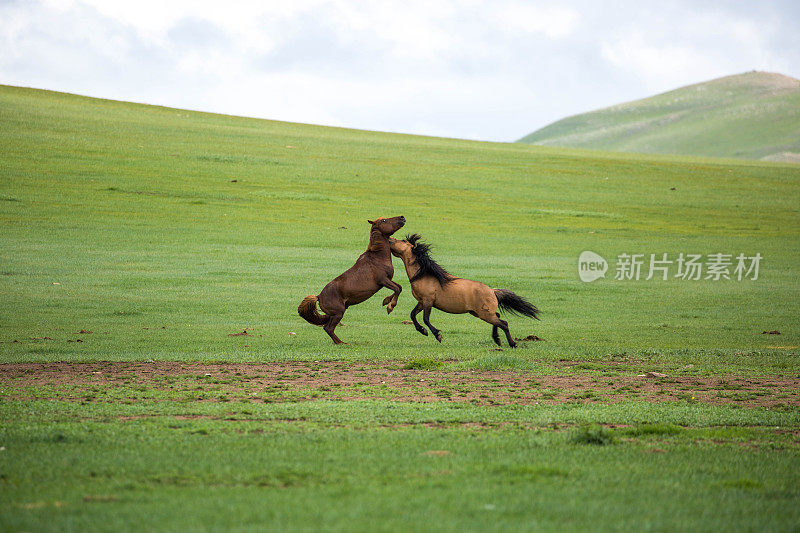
[406, 234, 455, 286]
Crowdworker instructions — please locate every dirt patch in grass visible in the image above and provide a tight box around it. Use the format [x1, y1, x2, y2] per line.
[1, 361, 798, 408]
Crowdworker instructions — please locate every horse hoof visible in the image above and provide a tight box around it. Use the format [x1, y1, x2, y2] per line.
[509, 342, 517, 348]
[418, 329, 428, 336]
[435, 333, 443, 343]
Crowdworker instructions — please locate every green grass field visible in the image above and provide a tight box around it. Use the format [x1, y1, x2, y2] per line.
[519, 71, 800, 161]
[1, 85, 799, 531]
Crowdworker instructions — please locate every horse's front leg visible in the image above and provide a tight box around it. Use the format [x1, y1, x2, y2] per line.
[378, 278, 402, 314]
[410, 302, 428, 336]
[422, 305, 442, 343]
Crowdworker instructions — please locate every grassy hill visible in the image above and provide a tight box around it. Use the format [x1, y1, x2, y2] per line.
[518, 71, 800, 161]
[1, 83, 798, 361]
[1, 85, 800, 531]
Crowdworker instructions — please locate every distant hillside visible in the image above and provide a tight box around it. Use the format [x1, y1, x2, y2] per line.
[519, 71, 800, 161]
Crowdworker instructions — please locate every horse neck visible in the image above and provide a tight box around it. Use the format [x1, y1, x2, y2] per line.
[401, 253, 422, 281]
[366, 227, 391, 256]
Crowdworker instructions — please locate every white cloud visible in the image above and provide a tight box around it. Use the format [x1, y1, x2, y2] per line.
[494, 4, 579, 39]
[600, 32, 725, 92]
[1, 0, 798, 141]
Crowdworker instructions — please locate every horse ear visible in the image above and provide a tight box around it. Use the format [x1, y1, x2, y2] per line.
[367, 219, 375, 224]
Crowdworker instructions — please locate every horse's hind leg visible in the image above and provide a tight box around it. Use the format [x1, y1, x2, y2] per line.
[480, 310, 516, 348]
[323, 312, 346, 344]
[422, 306, 442, 343]
[319, 295, 347, 345]
[472, 310, 501, 346]
[411, 302, 428, 336]
[496, 313, 517, 348]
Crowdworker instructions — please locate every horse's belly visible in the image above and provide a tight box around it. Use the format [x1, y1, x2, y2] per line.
[344, 287, 379, 306]
[433, 301, 468, 314]
[435, 279, 493, 314]
[433, 290, 471, 314]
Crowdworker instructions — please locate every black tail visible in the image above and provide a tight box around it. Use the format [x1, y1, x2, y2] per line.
[494, 289, 540, 320]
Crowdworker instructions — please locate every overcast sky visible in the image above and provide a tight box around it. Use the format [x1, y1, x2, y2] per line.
[2, 0, 798, 141]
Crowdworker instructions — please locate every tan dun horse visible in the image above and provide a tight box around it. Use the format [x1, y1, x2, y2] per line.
[389, 234, 539, 347]
[298, 216, 406, 344]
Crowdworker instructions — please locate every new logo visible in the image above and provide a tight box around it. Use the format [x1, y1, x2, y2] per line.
[578, 251, 608, 282]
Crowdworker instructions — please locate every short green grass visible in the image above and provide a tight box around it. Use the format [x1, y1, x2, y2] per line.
[1, 400, 799, 532]
[1, 85, 799, 531]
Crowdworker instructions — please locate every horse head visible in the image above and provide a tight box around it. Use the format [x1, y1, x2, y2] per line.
[368, 216, 406, 236]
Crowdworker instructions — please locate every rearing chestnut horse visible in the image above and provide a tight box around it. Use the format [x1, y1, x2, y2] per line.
[298, 216, 405, 344]
[389, 234, 539, 347]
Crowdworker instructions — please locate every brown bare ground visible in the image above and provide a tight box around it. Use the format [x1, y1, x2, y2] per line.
[1, 361, 798, 408]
